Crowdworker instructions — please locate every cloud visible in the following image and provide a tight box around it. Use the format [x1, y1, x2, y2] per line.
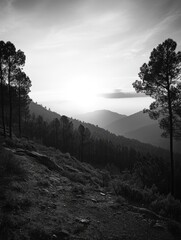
[100, 89, 147, 98]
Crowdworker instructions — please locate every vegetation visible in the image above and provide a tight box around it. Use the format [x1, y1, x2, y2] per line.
[133, 38, 181, 197]
[0, 40, 31, 139]
[0, 38, 181, 239]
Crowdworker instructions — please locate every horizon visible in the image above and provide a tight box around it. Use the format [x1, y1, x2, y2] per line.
[1, 0, 181, 116]
[35, 96, 153, 118]
[32, 99, 150, 118]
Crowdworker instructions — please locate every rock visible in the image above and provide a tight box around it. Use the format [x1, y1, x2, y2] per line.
[49, 176, 60, 184]
[100, 192, 106, 196]
[25, 150, 63, 172]
[153, 220, 166, 230]
[53, 230, 70, 239]
[75, 217, 90, 224]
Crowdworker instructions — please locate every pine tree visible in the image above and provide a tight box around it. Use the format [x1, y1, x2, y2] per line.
[0, 41, 6, 137]
[133, 39, 181, 196]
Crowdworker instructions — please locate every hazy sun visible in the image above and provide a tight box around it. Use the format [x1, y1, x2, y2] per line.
[62, 78, 100, 112]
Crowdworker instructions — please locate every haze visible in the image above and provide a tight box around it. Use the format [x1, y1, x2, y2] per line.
[1, 0, 181, 116]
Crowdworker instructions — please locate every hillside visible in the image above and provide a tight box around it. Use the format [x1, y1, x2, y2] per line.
[125, 123, 181, 154]
[29, 102, 61, 121]
[106, 111, 155, 135]
[76, 110, 126, 129]
[29, 101, 181, 162]
[0, 137, 181, 240]
[106, 111, 181, 154]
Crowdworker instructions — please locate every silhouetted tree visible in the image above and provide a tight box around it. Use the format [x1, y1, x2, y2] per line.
[78, 124, 91, 161]
[53, 118, 60, 148]
[0, 41, 6, 137]
[60, 115, 73, 152]
[4, 42, 26, 138]
[133, 38, 181, 197]
[4, 42, 16, 138]
[16, 70, 31, 137]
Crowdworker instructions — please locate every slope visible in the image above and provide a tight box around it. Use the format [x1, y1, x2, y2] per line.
[106, 111, 155, 135]
[0, 137, 180, 240]
[29, 101, 181, 161]
[29, 101, 61, 121]
[124, 123, 181, 154]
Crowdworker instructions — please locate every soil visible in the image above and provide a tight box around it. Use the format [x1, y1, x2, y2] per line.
[0, 139, 180, 240]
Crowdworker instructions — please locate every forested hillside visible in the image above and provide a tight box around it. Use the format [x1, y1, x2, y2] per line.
[26, 101, 181, 199]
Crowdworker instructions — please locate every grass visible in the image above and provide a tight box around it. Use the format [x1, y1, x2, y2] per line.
[110, 175, 181, 221]
[0, 149, 27, 180]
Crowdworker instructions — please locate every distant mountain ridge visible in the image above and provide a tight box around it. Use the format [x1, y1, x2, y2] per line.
[106, 111, 181, 154]
[105, 111, 155, 134]
[76, 110, 126, 129]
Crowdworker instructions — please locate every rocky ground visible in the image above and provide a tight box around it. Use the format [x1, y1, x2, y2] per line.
[0, 137, 181, 240]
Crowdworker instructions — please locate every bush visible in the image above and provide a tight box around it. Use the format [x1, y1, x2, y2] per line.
[151, 194, 181, 221]
[72, 183, 85, 195]
[111, 177, 181, 221]
[4, 137, 36, 151]
[0, 149, 26, 179]
[63, 170, 86, 185]
[101, 170, 111, 187]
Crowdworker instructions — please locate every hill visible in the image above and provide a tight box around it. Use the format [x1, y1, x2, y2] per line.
[76, 110, 126, 128]
[105, 110, 181, 154]
[124, 123, 181, 154]
[0, 137, 180, 239]
[29, 102, 61, 121]
[29, 101, 181, 161]
[106, 111, 155, 135]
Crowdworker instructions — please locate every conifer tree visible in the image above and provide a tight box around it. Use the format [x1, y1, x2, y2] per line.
[16, 70, 31, 137]
[133, 38, 181, 196]
[0, 41, 6, 137]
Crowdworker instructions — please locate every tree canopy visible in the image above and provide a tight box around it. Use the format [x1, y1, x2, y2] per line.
[133, 38, 181, 196]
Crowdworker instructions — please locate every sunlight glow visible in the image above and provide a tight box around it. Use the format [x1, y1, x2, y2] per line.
[62, 77, 101, 113]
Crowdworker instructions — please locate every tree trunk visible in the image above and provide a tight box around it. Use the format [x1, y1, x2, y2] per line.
[168, 88, 174, 197]
[0, 60, 6, 137]
[18, 82, 21, 138]
[8, 61, 12, 138]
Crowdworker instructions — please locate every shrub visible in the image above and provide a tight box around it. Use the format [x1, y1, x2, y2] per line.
[167, 220, 181, 236]
[111, 178, 159, 204]
[116, 196, 126, 204]
[151, 194, 181, 221]
[63, 171, 86, 185]
[101, 170, 111, 187]
[72, 184, 85, 195]
[0, 149, 27, 179]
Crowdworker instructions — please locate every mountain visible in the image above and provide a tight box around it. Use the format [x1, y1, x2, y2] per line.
[29, 101, 61, 121]
[76, 110, 126, 129]
[124, 123, 181, 154]
[106, 111, 181, 154]
[106, 111, 155, 135]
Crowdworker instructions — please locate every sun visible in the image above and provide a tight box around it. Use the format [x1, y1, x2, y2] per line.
[63, 78, 100, 113]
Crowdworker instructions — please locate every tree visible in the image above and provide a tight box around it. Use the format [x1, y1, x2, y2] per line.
[4, 42, 16, 138]
[133, 38, 181, 197]
[60, 115, 73, 152]
[3, 43, 26, 138]
[53, 118, 60, 148]
[0, 41, 6, 137]
[78, 124, 91, 161]
[16, 70, 31, 137]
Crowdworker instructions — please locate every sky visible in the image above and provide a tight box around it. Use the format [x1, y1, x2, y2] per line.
[1, 0, 181, 117]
